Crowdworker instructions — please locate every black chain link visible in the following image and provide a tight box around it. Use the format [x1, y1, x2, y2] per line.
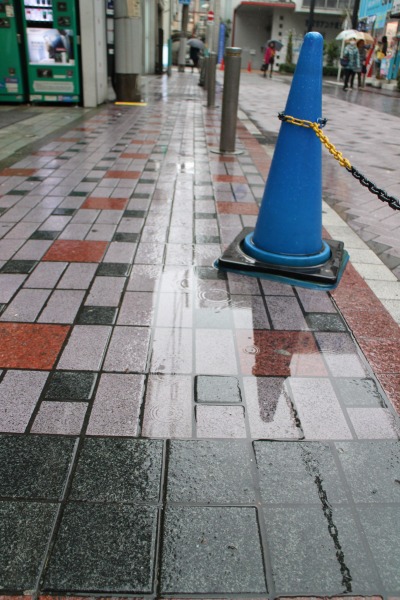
[278, 112, 400, 211]
[346, 166, 400, 211]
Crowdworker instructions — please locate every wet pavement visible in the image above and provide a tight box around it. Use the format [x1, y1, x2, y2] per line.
[0, 71, 399, 598]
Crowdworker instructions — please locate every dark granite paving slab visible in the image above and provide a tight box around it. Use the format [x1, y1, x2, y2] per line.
[263, 505, 378, 595]
[69, 438, 163, 502]
[166, 440, 255, 503]
[44, 371, 97, 401]
[0, 435, 76, 499]
[254, 441, 348, 505]
[0, 501, 58, 590]
[335, 441, 400, 503]
[43, 503, 157, 592]
[357, 505, 400, 590]
[160, 506, 267, 594]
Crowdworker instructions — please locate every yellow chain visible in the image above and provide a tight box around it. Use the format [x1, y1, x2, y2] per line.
[281, 114, 352, 170]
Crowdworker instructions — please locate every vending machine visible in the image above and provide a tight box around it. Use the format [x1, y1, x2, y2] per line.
[21, 0, 81, 103]
[0, 1, 26, 103]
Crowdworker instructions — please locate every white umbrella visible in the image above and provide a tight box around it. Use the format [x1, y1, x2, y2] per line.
[336, 30, 374, 44]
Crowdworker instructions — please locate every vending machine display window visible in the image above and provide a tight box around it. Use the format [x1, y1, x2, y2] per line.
[26, 27, 74, 64]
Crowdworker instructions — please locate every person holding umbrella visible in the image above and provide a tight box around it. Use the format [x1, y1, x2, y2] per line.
[342, 36, 360, 90]
[262, 41, 276, 78]
[187, 35, 204, 73]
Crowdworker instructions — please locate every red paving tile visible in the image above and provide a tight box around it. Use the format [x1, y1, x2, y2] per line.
[0, 168, 37, 177]
[81, 197, 129, 210]
[213, 174, 247, 183]
[357, 337, 400, 375]
[130, 139, 157, 145]
[0, 323, 70, 370]
[104, 170, 141, 179]
[237, 330, 328, 377]
[217, 201, 259, 215]
[332, 262, 400, 415]
[377, 373, 400, 415]
[42, 240, 108, 262]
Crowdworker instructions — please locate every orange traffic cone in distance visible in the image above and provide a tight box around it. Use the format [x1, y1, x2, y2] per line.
[247, 61, 251, 72]
[219, 58, 224, 71]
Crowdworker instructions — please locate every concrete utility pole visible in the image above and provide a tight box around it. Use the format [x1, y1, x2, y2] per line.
[114, 0, 143, 102]
[178, 3, 190, 72]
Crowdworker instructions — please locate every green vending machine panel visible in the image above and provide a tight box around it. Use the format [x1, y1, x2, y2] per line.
[22, 0, 81, 103]
[0, 1, 26, 102]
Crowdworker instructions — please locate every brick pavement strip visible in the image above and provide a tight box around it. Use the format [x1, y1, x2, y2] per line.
[0, 74, 399, 596]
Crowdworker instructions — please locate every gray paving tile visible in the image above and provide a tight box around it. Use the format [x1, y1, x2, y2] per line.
[103, 326, 150, 373]
[57, 325, 111, 371]
[24, 262, 67, 289]
[0, 435, 75, 498]
[196, 405, 246, 438]
[142, 374, 192, 438]
[0, 288, 51, 322]
[0, 273, 27, 303]
[150, 327, 192, 374]
[43, 503, 157, 592]
[0, 501, 58, 590]
[266, 296, 308, 330]
[289, 378, 353, 440]
[31, 401, 87, 435]
[57, 262, 97, 289]
[166, 440, 255, 503]
[231, 295, 270, 329]
[161, 506, 266, 594]
[335, 378, 385, 407]
[244, 377, 300, 439]
[195, 329, 237, 375]
[357, 506, 400, 590]
[87, 373, 144, 436]
[38, 290, 85, 323]
[103, 241, 136, 263]
[254, 441, 347, 504]
[0, 370, 48, 433]
[263, 505, 377, 595]
[296, 287, 336, 312]
[347, 407, 400, 439]
[336, 441, 400, 503]
[85, 276, 125, 307]
[70, 438, 163, 502]
[118, 291, 155, 326]
[13, 239, 53, 260]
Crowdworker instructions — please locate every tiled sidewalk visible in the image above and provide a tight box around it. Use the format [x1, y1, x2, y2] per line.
[0, 73, 399, 597]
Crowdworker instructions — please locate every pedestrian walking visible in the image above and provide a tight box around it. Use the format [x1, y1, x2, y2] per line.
[342, 37, 360, 90]
[356, 39, 367, 88]
[262, 42, 275, 78]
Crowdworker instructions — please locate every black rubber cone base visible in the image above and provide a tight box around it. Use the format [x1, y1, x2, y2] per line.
[215, 228, 349, 291]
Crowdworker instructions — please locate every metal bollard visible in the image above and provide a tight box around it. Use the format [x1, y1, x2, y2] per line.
[220, 47, 242, 153]
[202, 56, 209, 90]
[207, 52, 217, 107]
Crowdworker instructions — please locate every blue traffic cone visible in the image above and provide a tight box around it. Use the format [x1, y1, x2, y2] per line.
[216, 31, 348, 290]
